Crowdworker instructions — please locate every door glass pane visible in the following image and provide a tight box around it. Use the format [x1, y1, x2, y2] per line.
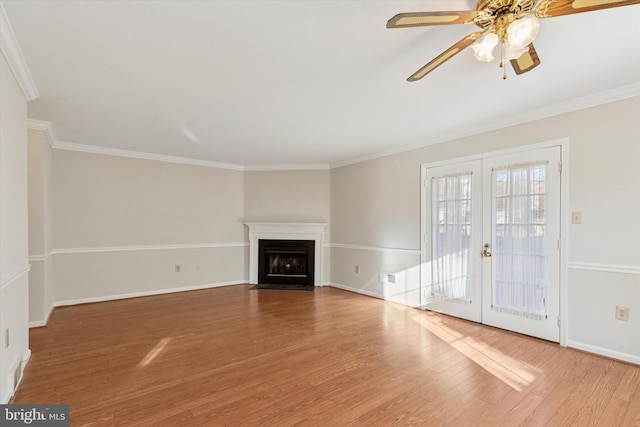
[431, 173, 473, 303]
[492, 163, 548, 319]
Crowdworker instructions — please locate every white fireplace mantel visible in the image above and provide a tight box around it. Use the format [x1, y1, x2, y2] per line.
[244, 222, 327, 286]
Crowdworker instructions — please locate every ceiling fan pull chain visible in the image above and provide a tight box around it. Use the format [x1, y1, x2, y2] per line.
[501, 42, 507, 80]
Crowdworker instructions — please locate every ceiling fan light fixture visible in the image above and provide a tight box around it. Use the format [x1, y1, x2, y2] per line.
[506, 15, 540, 50]
[471, 32, 499, 62]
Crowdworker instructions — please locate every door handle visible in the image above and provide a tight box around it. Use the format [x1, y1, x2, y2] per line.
[482, 243, 492, 258]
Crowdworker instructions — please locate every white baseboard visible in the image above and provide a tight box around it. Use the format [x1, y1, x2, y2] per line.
[567, 340, 640, 365]
[17, 349, 31, 392]
[330, 286, 639, 366]
[29, 304, 54, 328]
[54, 280, 248, 308]
[29, 320, 47, 328]
[326, 282, 383, 300]
[44, 303, 54, 325]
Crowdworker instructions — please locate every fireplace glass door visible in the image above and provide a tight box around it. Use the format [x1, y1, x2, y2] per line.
[258, 240, 315, 286]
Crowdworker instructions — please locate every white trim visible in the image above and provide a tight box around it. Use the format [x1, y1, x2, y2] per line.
[54, 280, 247, 308]
[29, 305, 55, 328]
[330, 243, 421, 255]
[0, 264, 30, 290]
[55, 140, 245, 171]
[559, 140, 570, 348]
[26, 119, 245, 170]
[29, 314, 48, 328]
[327, 282, 383, 300]
[44, 303, 54, 325]
[421, 138, 570, 169]
[244, 163, 330, 171]
[420, 138, 570, 345]
[420, 162, 428, 309]
[330, 85, 639, 169]
[52, 242, 248, 255]
[567, 340, 640, 366]
[26, 119, 57, 149]
[29, 303, 53, 329]
[568, 262, 640, 276]
[26, 118, 51, 132]
[29, 320, 47, 328]
[0, 2, 39, 101]
[26, 120, 331, 171]
[28, 254, 49, 262]
[22, 349, 31, 370]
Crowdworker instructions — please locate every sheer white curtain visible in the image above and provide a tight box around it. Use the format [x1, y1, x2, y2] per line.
[492, 162, 548, 319]
[431, 173, 473, 302]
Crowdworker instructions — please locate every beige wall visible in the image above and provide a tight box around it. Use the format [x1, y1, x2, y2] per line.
[54, 246, 247, 304]
[30, 147, 333, 304]
[331, 96, 640, 362]
[331, 155, 418, 250]
[27, 129, 54, 326]
[243, 170, 330, 226]
[54, 150, 245, 248]
[48, 149, 247, 303]
[244, 169, 331, 281]
[0, 53, 30, 403]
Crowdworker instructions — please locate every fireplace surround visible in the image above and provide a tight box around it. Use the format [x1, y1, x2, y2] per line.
[245, 222, 327, 287]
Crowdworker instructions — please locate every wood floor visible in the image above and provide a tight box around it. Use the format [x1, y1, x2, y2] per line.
[13, 285, 640, 426]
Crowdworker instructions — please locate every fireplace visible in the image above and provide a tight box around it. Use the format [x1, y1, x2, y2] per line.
[244, 222, 327, 287]
[258, 239, 314, 288]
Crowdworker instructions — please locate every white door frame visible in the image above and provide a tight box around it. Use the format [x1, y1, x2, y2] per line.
[420, 138, 570, 346]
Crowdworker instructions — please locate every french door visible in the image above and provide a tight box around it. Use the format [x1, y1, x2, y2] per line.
[422, 146, 561, 342]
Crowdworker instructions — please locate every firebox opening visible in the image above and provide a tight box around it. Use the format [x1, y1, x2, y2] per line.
[258, 239, 315, 288]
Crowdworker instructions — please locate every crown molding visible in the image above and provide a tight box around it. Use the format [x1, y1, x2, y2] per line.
[54, 140, 246, 171]
[27, 118, 57, 149]
[244, 163, 330, 171]
[26, 119, 330, 171]
[26, 119, 246, 171]
[0, 2, 39, 101]
[330, 83, 640, 169]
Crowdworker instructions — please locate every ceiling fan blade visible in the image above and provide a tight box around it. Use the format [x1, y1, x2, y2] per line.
[510, 43, 541, 75]
[387, 11, 479, 28]
[535, 0, 640, 18]
[407, 31, 484, 81]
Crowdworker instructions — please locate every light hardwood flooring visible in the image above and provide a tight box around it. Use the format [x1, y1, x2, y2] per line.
[13, 285, 640, 426]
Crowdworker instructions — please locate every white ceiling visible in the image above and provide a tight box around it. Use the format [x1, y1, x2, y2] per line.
[3, 1, 639, 168]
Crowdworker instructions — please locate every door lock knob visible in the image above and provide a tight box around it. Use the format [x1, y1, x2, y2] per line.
[482, 243, 492, 258]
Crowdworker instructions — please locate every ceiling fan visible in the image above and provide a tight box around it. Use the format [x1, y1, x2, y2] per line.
[387, 0, 640, 81]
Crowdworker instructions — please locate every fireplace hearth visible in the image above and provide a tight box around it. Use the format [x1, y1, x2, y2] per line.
[257, 239, 314, 290]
